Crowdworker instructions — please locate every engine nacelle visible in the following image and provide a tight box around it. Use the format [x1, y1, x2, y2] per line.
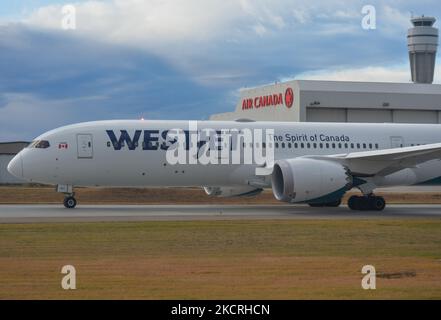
[271, 158, 352, 203]
[204, 186, 263, 198]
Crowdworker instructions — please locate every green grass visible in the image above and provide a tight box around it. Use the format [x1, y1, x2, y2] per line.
[0, 220, 440, 299]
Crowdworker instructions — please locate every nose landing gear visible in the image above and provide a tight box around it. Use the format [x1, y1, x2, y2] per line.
[63, 196, 77, 209]
[56, 185, 77, 209]
[347, 195, 385, 211]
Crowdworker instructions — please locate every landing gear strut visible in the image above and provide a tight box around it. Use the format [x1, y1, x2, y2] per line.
[348, 195, 385, 211]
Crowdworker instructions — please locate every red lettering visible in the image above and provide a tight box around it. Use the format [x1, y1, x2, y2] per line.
[268, 95, 273, 106]
[243, 92, 287, 110]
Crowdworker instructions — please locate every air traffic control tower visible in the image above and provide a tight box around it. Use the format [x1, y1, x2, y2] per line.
[408, 16, 438, 84]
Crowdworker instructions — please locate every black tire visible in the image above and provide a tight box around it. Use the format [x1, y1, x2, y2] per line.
[64, 196, 77, 209]
[371, 196, 386, 211]
[358, 196, 370, 211]
[348, 195, 360, 210]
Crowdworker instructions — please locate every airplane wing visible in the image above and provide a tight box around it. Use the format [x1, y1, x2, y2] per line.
[256, 142, 441, 177]
[308, 142, 441, 176]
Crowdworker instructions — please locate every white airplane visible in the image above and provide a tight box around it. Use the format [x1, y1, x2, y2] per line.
[7, 120, 441, 210]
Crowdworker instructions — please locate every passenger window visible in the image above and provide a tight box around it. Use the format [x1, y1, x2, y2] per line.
[262, 142, 266, 148]
[307, 143, 310, 148]
[319, 143, 323, 148]
[338, 143, 341, 148]
[282, 143, 285, 148]
[363, 143, 366, 149]
[344, 143, 348, 148]
[301, 143, 304, 148]
[275, 142, 279, 148]
[369, 143, 372, 149]
[332, 143, 335, 148]
[326, 143, 329, 148]
[357, 143, 360, 149]
[351, 143, 354, 149]
[294, 143, 298, 148]
[313, 143, 317, 149]
[288, 143, 292, 148]
[375, 143, 379, 149]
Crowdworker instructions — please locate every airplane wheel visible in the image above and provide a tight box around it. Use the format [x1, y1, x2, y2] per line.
[348, 195, 385, 211]
[348, 195, 360, 210]
[64, 196, 77, 209]
[371, 196, 386, 211]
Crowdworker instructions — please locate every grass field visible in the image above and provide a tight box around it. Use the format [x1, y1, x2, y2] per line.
[0, 219, 440, 299]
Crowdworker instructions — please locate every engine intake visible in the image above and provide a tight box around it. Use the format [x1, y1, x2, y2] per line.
[271, 158, 352, 203]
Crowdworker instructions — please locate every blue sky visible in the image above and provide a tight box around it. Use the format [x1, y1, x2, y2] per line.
[1, 0, 441, 140]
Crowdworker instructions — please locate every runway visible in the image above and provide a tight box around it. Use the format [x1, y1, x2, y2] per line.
[0, 204, 441, 223]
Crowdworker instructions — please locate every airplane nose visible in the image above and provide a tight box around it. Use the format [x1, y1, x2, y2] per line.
[7, 154, 23, 178]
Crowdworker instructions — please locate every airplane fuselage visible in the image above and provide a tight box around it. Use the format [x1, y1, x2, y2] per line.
[10, 120, 441, 188]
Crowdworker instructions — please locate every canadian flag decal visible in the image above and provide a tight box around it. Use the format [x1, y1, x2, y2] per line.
[59, 143, 68, 149]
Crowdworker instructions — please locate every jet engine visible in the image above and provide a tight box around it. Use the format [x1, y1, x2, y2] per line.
[271, 158, 352, 203]
[204, 186, 263, 198]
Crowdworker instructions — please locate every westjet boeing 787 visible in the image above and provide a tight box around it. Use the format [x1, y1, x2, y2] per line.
[7, 120, 441, 210]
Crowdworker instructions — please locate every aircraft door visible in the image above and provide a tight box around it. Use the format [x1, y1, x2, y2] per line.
[77, 134, 93, 158]
[390, 136, 404, 148]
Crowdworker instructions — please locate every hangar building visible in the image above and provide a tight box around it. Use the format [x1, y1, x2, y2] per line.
[210, 80, 441, 123]
[0, 142, 29, 184]
[211, 16, 441, 123]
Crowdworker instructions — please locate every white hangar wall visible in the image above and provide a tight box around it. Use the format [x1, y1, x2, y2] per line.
[210, 80, 441, 124]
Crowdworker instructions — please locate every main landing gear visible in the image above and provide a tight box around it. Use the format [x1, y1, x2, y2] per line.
[347, 195, 385, 211]
[57, 185, 77, 209]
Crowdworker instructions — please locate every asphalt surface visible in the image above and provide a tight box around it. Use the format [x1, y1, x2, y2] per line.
[0, 204, 440, 223]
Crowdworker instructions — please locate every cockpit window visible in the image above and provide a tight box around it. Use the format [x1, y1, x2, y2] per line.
[28, 140, 50, 149]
